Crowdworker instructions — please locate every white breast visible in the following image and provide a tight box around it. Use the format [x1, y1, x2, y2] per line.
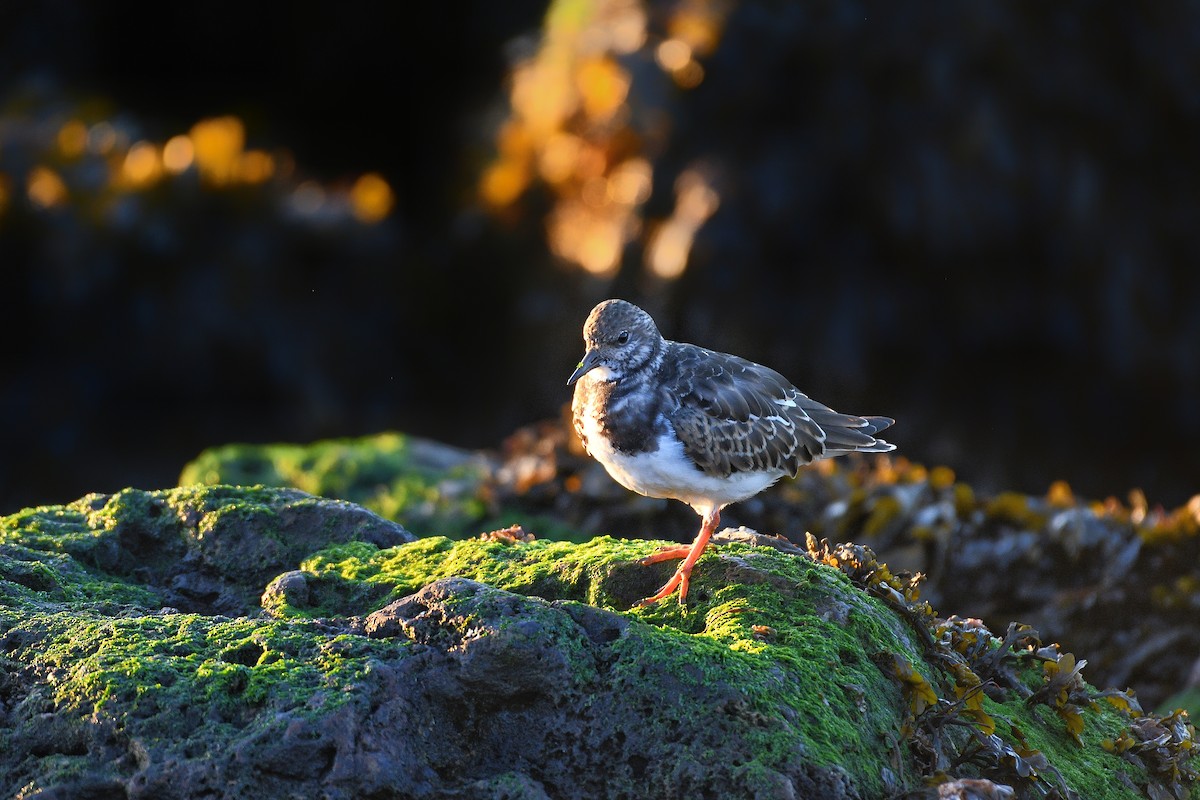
[576, 376, 783, 514]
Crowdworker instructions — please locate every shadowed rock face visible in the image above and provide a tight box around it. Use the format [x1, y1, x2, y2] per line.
[340, 577, 859, 800]
[1, 486, 1195, 799]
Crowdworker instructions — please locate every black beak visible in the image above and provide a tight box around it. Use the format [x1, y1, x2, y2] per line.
[567, 349, 601, 385]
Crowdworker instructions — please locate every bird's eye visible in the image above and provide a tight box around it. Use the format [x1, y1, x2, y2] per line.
[616, 330, 630, 345]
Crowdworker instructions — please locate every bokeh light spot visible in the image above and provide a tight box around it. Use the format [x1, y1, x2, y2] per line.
[350, 173, 395, 223]
[291, 181, 325, 216]
[513, 61, 576, 136]
[656, 39, 693, 72]
[162, 135, 195, 174]
[607, 1, 648, 53]
[121, 141, 162, 188]
[548, 201, 626, 277]
[577, 57, 630, 120]
[87, 122, 118, 155]
[27, 166, 68, 209]
[57, 120, 88, 158]
[668, 7, 722, 55]
[577, 223, 623, 274]
[646, 167, 719, 279]
[481, 160, 530, 208]
[191, 116, 246, 185]
[646, 221, 691, 279]
[538, 133, 583, 185]
[237, 150, 275, 184]
[480, 0, 726, 275]
[610, 158, 652, 206]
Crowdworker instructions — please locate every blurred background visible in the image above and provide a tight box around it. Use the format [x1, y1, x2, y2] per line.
[2, 0, 1198, 516]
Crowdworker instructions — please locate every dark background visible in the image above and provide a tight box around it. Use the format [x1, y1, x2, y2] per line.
[2, 1, 1198, 515]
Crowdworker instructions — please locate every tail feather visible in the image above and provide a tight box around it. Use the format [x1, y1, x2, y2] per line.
[859, 415, 895, 437]
[820, 414, 896, 454]
[793, 394, 896, 457]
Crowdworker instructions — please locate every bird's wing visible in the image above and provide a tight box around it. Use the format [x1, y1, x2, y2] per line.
[663, 344, 828, 478]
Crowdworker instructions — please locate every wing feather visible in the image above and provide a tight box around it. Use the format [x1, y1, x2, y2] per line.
[661, 343, 895, 478]
[663, 344, 825, 478]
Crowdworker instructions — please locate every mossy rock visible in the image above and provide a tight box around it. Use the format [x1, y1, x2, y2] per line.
[1, 488, 1196, 798]
[0, 485, 413, 615]
[179, 432, 496, 538]
[177, 426, 1200, 714]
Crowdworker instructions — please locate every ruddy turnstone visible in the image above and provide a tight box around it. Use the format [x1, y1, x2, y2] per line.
[567, 299, 895, 605]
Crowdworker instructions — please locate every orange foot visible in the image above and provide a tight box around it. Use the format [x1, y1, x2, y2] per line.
[638, 509, 720, 606]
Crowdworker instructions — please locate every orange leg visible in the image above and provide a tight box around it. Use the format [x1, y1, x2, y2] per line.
[639, 509, 720, 605]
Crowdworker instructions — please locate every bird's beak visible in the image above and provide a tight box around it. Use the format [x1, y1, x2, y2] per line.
[567, 349, 601, 385]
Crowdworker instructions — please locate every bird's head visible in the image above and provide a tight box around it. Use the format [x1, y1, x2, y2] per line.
[567, 299, 663, 385]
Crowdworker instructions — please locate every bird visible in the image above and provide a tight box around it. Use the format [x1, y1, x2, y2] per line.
[567, 299, 895, 605]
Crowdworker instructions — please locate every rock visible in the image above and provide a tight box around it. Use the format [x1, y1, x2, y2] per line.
[2, 487, 1195, 799]
[260, 570, 309, 617]
[493, 418, 1200, 712]
[0, 485, 414, 615]
[179, 432, 492, 538]
[197, 423, 1200, 712]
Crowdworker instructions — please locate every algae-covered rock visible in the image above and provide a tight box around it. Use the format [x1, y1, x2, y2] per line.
[177, 426, 648, 544]
[2, 488, 1196, 798]
[179, 432, 493, 538]
[0, 485, 414, 616]
[492, 419, 1200, 712]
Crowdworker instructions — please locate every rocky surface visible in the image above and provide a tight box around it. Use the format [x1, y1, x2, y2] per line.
[2, 483, 1197, 798]
[0, 485, 415, 616]
[186, 422, 1200, 711]
[179, 433, 493, 540]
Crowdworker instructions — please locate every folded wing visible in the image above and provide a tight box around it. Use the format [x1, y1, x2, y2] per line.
[663, 343, 894, 478]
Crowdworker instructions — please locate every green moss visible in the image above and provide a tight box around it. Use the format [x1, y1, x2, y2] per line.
[296, 535, 653, 615]
[1005, 702, 1143, 798]
[3, 482, 1193, 797]
[0, 544, 161, 610]
[0, 484, 413, 619]
[275, 535, 1195, 797]
[2, 607, 408, 742]
[178, 432, 491, 537]
[0, 485, 301, 561]
[283, 537, 953, 795]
